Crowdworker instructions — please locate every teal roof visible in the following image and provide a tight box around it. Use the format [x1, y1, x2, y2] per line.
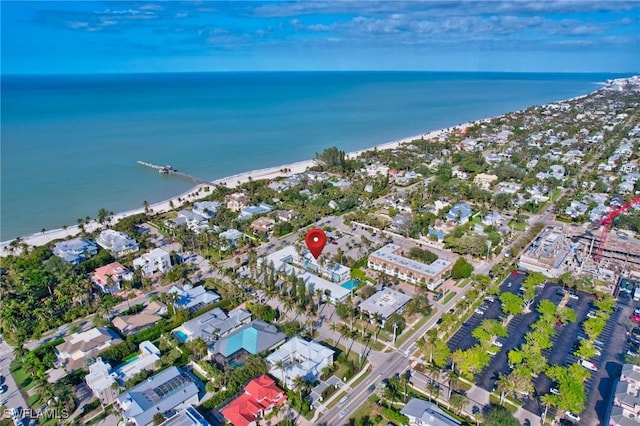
[214, 320, 285, 358]
[224, 327, 259, 356]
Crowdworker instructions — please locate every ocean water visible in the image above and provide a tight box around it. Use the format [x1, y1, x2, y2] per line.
[0, 71, 625, 240]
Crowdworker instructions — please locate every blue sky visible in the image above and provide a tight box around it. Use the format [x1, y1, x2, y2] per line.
[2, 1, 639, 74]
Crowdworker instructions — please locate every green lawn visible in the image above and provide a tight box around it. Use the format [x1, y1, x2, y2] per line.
[508, 220, 527, 231]
[10, 364, 35, 391]
[443, 291, 456, 304]
[396, 315, 431, 347]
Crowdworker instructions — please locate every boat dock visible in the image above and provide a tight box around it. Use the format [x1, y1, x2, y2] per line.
[137, 161, 211, 185]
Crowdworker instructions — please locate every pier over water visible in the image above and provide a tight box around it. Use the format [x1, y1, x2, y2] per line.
[137, 161, 212, 185]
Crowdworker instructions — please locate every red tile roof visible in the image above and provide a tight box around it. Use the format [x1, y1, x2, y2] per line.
[221, 394, 262, 426]
[221, 375, 287, 426]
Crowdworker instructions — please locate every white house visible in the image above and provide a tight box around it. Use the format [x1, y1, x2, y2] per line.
[117, 367, 200, 426]
[96, 230, 139, 258]
[133, 248, 171, 278]
[266, 337, 334, 388]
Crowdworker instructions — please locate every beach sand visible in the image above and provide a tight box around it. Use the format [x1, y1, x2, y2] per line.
[0, 124, 468, 256]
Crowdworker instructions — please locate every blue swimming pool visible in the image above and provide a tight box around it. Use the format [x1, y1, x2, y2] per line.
[174, 330, 188, 343]
[341, 279, 360, 290]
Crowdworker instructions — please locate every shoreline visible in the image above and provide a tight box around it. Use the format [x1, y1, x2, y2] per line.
[2, 75, 617, 254]
[0, 124, 464, 254]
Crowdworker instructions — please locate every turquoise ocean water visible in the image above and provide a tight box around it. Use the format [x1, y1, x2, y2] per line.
[0, 72, 626, 240]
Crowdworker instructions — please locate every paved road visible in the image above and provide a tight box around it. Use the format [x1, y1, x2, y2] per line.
[317, 288, 470, 425]
[0, 340, 32, 425]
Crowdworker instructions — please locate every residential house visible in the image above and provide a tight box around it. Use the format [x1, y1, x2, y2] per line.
[496, 182, 523, 195]
[52, 238, 98, 264]
[166, 210, 208, 233]
[221, 375, 287, 426]
[390, 213, 412, 234]
[273, 210, 299, 222]
[158, 406, 211, 426]
[451, 167, 468, 180]
[330, 179, 352, 189]
[167, 284, 220, 312]
[117, 367, 201, 426]
[368, 244, 452, 290]
[227, 193, 250, 212]
[219, 229, 244, 248]
[85, 358, 119, 406]
[400, 397, 461, 426]
[614, 379, 640, 417]
[112, 301, 168, 334]
[251, 217, 276, 235]
[266, 337, 335, 388]
[133, 248, 171, 278]
[473, 173, 498, 190]
[526, 159, 539, 169]
[192, 201, 221, 219]
[96, 230, 139, 258]
[173, 308, 251, 343]
[565, 201, 589, 218]
[211, 320, 286, 360]
[482, 212, 503, 226]
[86, 341, 161, 405]
[92, 262, 133, 294]
[364, 163, 390, 177]
[239, 203, 273, 221]
[359, 287, 412, 324]
[445, 203, 472, 224]
[56, 327, 123, 372]
[550, 165, 566, 180]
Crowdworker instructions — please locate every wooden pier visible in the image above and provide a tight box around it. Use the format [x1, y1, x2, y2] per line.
[137, 161, 211, 185]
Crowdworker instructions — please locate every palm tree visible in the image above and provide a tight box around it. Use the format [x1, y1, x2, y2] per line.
[450, 392, 468, 415]
[540, 393, 557, 425]
[291, 375, 306, 402]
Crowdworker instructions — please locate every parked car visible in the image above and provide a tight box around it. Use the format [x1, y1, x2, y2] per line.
[492, 340, 503, 348]
[474, 308, 485, 316]
[565, 411, 581, 422]
[433, 293, 444, 301]
[631, 314, 640, 323]
[580, 359, 597, 371]
[569, 292, 579, 300]
[587, 311, 598, 319]
[550, 387, 560, 395]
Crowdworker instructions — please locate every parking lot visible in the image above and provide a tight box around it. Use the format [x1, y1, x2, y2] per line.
[447, 272, 526, 354]
[445, 270, 631, 425]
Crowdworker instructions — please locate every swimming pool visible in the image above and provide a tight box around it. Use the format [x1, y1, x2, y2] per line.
[174, 330, 189, 343]
[341, 279, 360, 290]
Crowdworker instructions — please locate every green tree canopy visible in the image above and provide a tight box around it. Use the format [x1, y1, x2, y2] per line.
[451, 257, 474, 279]
[499, 292, 524, 316]
[484, 405, 520, 426]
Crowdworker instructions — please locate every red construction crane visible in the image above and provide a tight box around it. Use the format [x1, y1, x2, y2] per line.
[595, 196, 640, 262]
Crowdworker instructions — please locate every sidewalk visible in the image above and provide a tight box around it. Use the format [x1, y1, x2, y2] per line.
[310, 363, 371, 423]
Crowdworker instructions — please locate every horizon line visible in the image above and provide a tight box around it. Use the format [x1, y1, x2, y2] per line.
[3, 70, 638, 78]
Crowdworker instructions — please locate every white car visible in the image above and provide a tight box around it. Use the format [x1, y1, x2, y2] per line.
[565, 411, 581, 422]
[339, 410, 347, 418]
[580, 359, 598, 371]
[550, 387, 560, 395]
[492, 340, 503, 348]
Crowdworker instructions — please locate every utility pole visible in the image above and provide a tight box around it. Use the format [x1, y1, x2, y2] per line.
[393, 322, 398, 346]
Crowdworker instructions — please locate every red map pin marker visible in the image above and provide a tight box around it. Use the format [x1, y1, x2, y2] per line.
[305, 228, 327, 259]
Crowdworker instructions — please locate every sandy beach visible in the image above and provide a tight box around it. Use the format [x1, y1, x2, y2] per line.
[0, 123, 469, 256]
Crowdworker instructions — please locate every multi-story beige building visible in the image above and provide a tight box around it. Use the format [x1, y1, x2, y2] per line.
[368, 244, 452, 290]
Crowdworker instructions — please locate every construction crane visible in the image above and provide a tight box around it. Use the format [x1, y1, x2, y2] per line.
[595, 196, 640, 262]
